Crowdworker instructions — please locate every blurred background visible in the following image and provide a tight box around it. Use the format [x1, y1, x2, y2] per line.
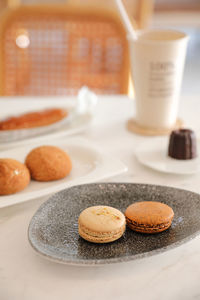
[0, 0, 199, 96]
[153, 0, 200, 95]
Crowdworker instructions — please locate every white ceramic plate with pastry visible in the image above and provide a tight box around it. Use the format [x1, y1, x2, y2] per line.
[135, 138, 200, 175]
[0, 112, 93, 150]
[0, 107, 74, 143]
[0, 87, 97, 148]
[0, 138, 127, 208]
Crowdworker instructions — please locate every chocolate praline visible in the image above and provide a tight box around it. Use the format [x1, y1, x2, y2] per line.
[168, 128, 197, 160]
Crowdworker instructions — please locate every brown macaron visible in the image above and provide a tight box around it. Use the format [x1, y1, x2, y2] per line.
[125, 201, 174, 234]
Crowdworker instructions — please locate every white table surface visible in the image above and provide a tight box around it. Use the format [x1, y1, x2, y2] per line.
[1, 95, 200, 300]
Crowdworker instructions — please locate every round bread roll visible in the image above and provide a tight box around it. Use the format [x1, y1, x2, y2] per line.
[25, 145, 72, 181]
[0, 159, 30, 195]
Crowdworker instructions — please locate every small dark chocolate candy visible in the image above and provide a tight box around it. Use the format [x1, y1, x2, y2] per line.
[168, 129, 197, 160]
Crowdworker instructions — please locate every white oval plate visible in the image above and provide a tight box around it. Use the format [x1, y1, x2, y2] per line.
[0, 113, 92, 151]
[0, 138, 127, 208]
[135, 138, 200, 175]
[0, 87, 97, 149]
[0, 108, 74, 143]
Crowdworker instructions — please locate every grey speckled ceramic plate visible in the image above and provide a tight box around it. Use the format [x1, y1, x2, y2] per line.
[28, 183, 200, 266]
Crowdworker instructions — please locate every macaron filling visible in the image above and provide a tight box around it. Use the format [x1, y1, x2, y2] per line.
[79, 223, 126, 243]
[126, 217, 172, 233]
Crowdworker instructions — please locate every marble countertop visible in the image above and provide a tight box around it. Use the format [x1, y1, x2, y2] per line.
[1, 95, 200, 300]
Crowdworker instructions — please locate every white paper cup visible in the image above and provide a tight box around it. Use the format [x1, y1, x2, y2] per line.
[128, 29, 189, 130]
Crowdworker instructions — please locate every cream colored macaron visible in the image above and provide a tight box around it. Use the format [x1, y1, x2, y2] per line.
[78, 205, 126, 243]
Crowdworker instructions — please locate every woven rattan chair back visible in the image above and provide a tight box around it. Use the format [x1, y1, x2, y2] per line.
[0, 5, 129, 95]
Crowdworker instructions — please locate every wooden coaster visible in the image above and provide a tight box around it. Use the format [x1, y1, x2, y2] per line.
[126, 118, 183, 136]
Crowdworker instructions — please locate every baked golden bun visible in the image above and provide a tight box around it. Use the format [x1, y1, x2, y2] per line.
[25, 146, 72, 181]
[0, 159, 30, 195]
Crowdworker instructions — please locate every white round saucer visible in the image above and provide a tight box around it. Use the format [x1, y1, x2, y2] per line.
[135, 139, 200, 175]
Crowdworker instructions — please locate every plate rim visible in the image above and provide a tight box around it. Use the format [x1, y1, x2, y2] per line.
[28, 182, 200, 266]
